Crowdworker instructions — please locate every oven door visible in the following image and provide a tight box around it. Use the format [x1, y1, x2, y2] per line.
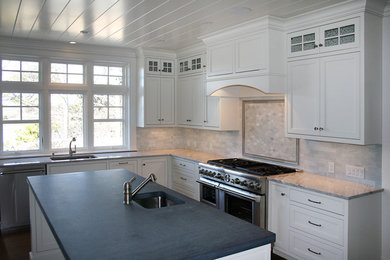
[219, 184, 264, 228]
[198, 177, 221, 209]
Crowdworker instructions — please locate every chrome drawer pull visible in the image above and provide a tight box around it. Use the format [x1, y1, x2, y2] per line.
[308, 248, 321, 255]
[281, 193, 286, 196]
[308, 220, 322, 227]
[118, 162, 129, 165]
[308, 199, 321, 204]
[180, 177, 187, 181]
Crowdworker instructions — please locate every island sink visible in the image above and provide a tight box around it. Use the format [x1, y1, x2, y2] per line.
[133, 191, 185, 209]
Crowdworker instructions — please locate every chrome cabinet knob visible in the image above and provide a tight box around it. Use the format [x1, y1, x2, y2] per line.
[314, 127, 319, 131]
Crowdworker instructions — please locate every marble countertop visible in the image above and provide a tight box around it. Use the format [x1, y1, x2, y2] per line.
[27, 169, 275, 259]
[268, 171, 383, 199]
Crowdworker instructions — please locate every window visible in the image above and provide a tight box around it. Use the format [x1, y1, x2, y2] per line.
[1, 59, 39, 82]
[1, 93, 40, 151]
[93, 94, 123, 147]
[93, 65, 123, 85]
[50, 94, 84, 149]
[50, 63, 84, 84]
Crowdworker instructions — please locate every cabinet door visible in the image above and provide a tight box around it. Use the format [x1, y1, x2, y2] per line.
[288, 28, 319, 57]
[178, 59, 189, 74]
[236, 34, 266, 73]
[287, 59, 320, 135]
[160, 59, 174, 75]
[190, 75, 204, 126]
[160, 77, 175, 125]
[190, 56, 203, 73]
[320, 52, 360, 139]
[145, 58, 160, 75]
[139, 157, 168, 187]
[205, 96, 220, 128]
[319, 18, 359, 53]
[268, 182, 290, 253]
[144, 77, 161, 125]
[177, 77, 192, 125]
[207, 42, 234, 76]
[108, 159, 138, 174]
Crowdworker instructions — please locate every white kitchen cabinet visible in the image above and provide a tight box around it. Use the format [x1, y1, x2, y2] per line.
[207, 42, 234, 77]
[235, 34, 267, 73]
[145, 58, 174, 76]
[288, 18, 359, 57]
[47, 161, 107, 174]
[178, 54, 204, 75]
[171, 157, 199, 201]
[268, 180, 381, 260]
[108, 159, 138, 174]
[204, 96, 240, 131]
[138, 157, 168, 187]
[144, 76, 175, 126]
[287, 52, 361, 143]
[177, 74, 204, 127]
[267, 182, 289, 254]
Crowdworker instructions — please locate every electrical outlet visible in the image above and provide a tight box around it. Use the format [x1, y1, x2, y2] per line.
[345, 165, 365, 179]
[328, 162, 335, 174]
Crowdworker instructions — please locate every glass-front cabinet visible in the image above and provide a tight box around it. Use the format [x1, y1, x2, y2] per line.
[178, 55, 204, 75]
[288, 18, 359, 57]
[145, 58, 175, 75]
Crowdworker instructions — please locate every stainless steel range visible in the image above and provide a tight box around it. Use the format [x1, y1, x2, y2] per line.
[198, 158, 296, 229]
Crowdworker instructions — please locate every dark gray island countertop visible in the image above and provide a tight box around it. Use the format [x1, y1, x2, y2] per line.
[27, 169, 275, 260]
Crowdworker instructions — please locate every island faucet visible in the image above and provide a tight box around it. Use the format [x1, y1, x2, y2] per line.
[69, 137, 76, 156]
[123, 173, 157, 205]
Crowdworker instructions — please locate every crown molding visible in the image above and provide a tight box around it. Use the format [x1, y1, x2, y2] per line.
[384, 1, 390, 16]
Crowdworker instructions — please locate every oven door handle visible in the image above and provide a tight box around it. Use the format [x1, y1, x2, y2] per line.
[196, 177, 220, 187]
[219, 184, 262, 202]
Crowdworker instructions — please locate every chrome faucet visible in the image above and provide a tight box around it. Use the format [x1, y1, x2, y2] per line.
[69, 137, 76, 156]
[123, 173, 157, 205]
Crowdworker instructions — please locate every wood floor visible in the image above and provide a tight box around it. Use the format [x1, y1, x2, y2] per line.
[0, 229, 285, 260]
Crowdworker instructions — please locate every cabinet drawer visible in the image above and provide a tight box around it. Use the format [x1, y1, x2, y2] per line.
[290, 188, 345, 215]
[290, 204, 344, 246]
[172, 170, 195, 189]
[289, 230, 343, 260]
[172, 181, 196, 199]
[172, 157, 196, 172]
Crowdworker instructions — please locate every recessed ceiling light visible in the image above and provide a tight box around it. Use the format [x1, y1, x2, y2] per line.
[229, 7, 252, 15]
[69, 41, 77, 45]
[80, 30, 89, 34]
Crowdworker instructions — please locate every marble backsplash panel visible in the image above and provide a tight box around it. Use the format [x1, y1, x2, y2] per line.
[136, 127, 184, 150]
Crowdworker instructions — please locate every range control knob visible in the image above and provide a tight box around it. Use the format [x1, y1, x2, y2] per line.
[247, 182, 255, 189]
[224, 174, 230, 182]
[216, 173, 223, 179]
[234, 178, 240, 184]
[254, 184, 261, 190]
[210, 172, 216, 177]
[240, 180, 247, 186]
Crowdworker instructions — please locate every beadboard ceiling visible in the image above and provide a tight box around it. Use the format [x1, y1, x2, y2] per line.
[0, 0, 347, 50]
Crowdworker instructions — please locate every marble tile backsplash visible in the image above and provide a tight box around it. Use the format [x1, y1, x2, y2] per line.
[136, 127, 382, 187]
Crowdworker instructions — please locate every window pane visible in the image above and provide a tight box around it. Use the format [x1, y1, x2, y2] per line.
[2, 60, 20, 70]
[109, 108, 122, 119]
[3, 93, 20, 106]
[51, 63, 66, 73]
[68, 74, 83, 84]
[3, 107, 20, 120]
[93, 95, 108, 106]
[94, 122, 122, 147]
[94, 107, 108, 119]
[22, 61, 39, 71]
[94, 75, 108, 85]
[68, 64, 83, 74]
[94, 66, 108, 75]
[51, 73, 66, 83]
[22, 93, 39, 106]
[109, 76, 123, 85]
[109, 66, 122, 76]
[109, 95, 122, 106]
[2, 71, 20, 81]
[22, 107, 39, 120]
[3, 123, 39, 151]
[22, 72, 39, 82]
[51, 94, 83, 149]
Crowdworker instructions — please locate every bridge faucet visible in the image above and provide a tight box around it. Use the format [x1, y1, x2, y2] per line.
[123, 173, 157, 205]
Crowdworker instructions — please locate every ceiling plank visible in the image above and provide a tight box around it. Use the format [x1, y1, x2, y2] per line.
[12, 0, 46, 37]
[0, 0, 21, 36]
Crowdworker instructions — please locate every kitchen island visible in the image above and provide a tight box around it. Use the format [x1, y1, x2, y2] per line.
[27, 169, 275, 260]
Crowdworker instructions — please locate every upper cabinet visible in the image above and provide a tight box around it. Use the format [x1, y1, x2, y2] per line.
[286, 13, 382, 145]
[288, 18, 359, 57]
[201, 17, 286, 95]
[145, 58, 175, 76]
[178, 54, 205, 75]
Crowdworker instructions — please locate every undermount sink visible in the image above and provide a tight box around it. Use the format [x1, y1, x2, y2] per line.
[133, 191, 185, 209]
[50, 154, 96, 160]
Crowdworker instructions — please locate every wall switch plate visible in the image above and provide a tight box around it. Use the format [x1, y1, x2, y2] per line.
[328, 162, 335, 174]
[345, 165, 365, 179]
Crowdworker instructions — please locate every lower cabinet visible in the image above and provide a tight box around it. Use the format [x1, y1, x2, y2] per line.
[268, 181, 381, 260]
[138, 157, 168, 187]
[170, 157, 200, 201]
[47, 161, 107, 174]
[108, 159, 138, 174]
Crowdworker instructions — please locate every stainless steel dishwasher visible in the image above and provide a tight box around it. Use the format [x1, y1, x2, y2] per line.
[0, 164, 45, 231]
